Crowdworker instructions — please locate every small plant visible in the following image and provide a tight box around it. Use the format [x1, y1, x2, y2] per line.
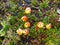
[39, 0, 49, 9]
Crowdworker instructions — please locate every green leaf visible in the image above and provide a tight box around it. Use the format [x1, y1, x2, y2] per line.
[0, 29, 5, 36]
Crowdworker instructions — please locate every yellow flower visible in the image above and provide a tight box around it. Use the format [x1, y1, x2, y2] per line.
[16, 28, 23, 35]
[23, 29, 29, 35]
[24, 22, 30, 28]
[25, 7, 31, 14]
[37, 22, 44, 28]
[46, 23, 52, 29]
[21, 15, 28, 22]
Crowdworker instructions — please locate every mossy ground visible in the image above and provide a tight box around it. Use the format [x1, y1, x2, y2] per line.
[0, 0, 60, 45]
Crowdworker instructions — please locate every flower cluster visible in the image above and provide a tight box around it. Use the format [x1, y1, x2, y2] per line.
[16, 7, 52, 36]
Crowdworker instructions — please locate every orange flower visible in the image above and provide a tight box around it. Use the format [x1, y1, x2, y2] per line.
[37, 22, 44, 28]
[24, 22, 30, 28]
[23, 29, 29, 35]
[25, 7, 31, 14]
[21, 16, 28, 22]
[16, 28, 23, 35]
[46, 23, 52, 29]
[35, 26, 39, 31]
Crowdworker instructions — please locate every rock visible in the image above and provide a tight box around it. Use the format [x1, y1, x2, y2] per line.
[58, 2, 60, 9]
[18, 1, 23, 6]
[24, 0, 31, 4]
[3, 0, 7, 3]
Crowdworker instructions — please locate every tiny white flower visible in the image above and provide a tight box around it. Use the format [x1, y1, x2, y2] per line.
[58, 18, 60, 21]
[38, 9, 40, 11]
[22, 4, 24, 5]
[57, 8, 60, 14]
